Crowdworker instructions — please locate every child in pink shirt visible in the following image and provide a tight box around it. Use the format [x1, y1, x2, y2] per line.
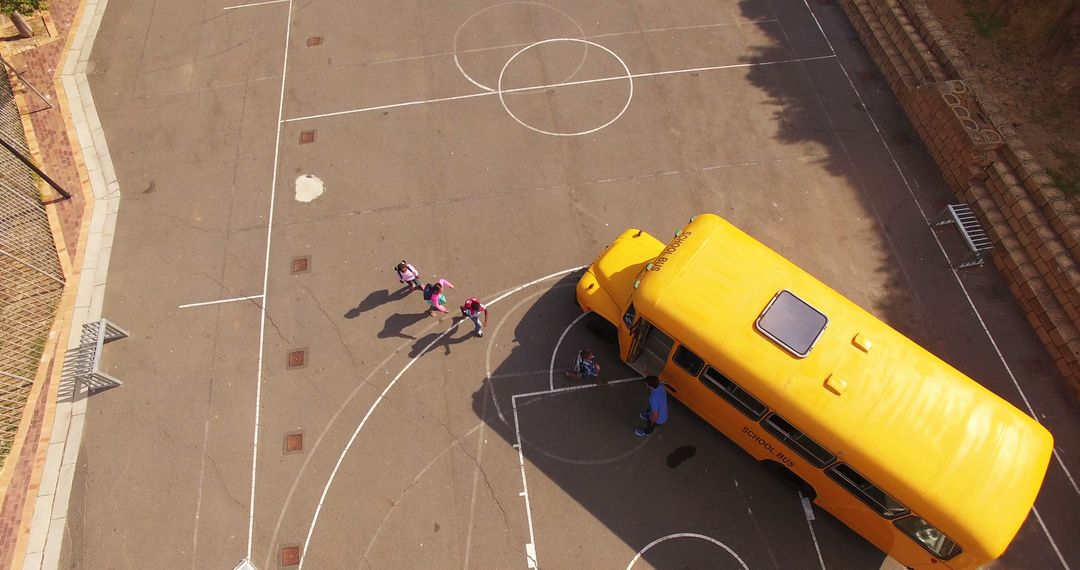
[425, 278, 454, 316]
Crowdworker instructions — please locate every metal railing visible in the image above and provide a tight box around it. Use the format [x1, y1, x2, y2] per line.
[0, 69, 64, 468]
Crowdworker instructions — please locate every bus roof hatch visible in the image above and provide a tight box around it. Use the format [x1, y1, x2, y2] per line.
[755, 290, 828, 358]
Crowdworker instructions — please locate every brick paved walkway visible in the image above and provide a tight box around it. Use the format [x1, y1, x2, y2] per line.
[6, 0, 85, 265]
[0, 0, 87, 566]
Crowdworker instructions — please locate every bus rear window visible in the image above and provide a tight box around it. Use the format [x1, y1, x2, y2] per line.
[700, 367, 766, 420]
[827, 464, 909, 519]
[895, 516, 963, 560]
[761, 413, 835, 468]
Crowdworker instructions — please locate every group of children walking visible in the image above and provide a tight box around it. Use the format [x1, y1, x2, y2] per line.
[395, 261, 488, 336]
[394, 260, 667, 437]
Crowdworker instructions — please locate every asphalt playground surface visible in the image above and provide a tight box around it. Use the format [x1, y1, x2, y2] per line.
[60, 0, 1080, 568]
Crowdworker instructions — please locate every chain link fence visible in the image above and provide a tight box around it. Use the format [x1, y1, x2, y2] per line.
[0, 70, 65, 469]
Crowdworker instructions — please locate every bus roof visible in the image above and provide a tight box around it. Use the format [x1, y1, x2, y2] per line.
[633, 214, 1053, 559]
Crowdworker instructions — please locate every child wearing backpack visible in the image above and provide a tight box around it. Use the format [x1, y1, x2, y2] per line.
[459, 297, 488, 337]
[423, 278, 454, 317]
[564, 349, 602, 385]
[395, 260, 421, 291]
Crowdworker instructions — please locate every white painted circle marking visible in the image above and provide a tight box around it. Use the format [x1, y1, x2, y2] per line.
[294, 174, 324, 202]
[497, 38, 634, 137]
[452, 1, 586, 93]
[625, 533, 750, 570]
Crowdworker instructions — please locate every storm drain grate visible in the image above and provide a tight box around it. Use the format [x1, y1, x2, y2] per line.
[287, 349, 307, 370]
[299, 130, 316, 144]
[291, 255, 311, 274]
[306, 36, 322, 48]
[284, 431, 304, 454]
[281, 545, 300, 566]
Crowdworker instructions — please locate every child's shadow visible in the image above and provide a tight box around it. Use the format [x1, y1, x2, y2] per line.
[345, 287, 411, 319]
[410, 319, 471, 357]
[378, 312, 428, 340]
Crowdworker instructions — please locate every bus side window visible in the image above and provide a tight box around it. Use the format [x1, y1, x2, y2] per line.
[894, 516, 963, 560]
[826, 463, 909, 519]
[761, 413, 835, 468]
[623, 303, 637, 328]
[699, 367, 767, 420]
[672, 345, 704, 376]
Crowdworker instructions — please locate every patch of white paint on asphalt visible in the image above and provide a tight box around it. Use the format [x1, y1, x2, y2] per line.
[294, 174, 324, 202]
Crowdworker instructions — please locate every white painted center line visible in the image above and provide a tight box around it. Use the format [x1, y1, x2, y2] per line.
[282, 54, 837, 124]
[223, 0, 287, 10]
[178, 294, 264, 309]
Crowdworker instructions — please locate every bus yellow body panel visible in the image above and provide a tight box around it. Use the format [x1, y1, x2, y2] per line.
[576, 214, 1053, 569]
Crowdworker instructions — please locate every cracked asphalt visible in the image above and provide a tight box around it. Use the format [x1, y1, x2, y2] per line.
[59, 0, 1080, 568]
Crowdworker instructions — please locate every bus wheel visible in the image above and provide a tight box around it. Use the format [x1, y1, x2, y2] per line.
[761, 460, 817, 501]
[584, 313, 618, 343]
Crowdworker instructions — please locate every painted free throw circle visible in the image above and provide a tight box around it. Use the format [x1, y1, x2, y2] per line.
[497, 38, 634, 137]
[625, 533, 750, 570]
[452, 1, 586, 93]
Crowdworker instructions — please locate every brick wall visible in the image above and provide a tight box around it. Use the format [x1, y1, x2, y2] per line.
[838, 0, 1080, 394]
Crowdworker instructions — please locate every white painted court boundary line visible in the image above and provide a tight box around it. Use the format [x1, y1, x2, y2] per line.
[283, 54, 837, 123]
[22, 0, 122, 567]
[800, 493, 827, 570]
[178, 294, 263, 309]
[509, 375, 641, 568]
[223, 0, 286, 10]
[795, 1, 1073, 567]
[298, 267, 583, 570]
[625, 533, 750, 570]
[243, 0, 293, 565]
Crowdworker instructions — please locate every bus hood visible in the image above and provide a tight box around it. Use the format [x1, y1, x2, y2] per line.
[577, 229, 664, 324]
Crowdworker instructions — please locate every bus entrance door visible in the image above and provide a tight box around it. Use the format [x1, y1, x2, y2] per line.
[629, 320, 675, 376]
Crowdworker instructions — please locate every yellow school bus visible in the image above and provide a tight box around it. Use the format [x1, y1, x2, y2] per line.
[575, 213, 1053, 569]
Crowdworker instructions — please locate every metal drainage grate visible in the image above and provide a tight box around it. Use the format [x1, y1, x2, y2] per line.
[306, 36, 322, 48]
[284, 431, 304, 454]
[287, 349, 307, 370]
[281, 545, 301, 566]
[291, 255, 310, 274]
[299, 130, 316, 144]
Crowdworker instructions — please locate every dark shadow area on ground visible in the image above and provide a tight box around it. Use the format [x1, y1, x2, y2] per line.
[345, 287, 411, 318]
[411, 317, 473, 357]
[378, 312, 428, 340]
[471, 273, 885, 568]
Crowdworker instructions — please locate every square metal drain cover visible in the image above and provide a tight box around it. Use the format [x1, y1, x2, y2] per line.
[306, 36, 322, 47]
[299, 130, 316, 144]
[291, 255, 310, 274]
[287, 349, 307, 370]
[284, 431, 304, 454]
[281, 545, 300, 566]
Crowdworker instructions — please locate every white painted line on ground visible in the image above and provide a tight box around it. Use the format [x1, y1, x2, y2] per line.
[800, 493, 827, 570]
[362, 422, 484, 559]
[378, 19, 780, 68]
[512, 396, 539, 568]
[282, 54, 836, 124]
[223, 0, 286, 10]
[513, 376, 641, 402]
[298, 267, 581, 569]
[796, 0, 1075, 565]
[178, 294, 263, 309]
[1033, 507, 1072, 570]
[549, 312, 589, 391]
[246, 0, 293, 562]
[625, 533, 749, 570]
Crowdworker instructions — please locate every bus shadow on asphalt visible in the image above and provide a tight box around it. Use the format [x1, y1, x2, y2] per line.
[471, 280, 886, 569]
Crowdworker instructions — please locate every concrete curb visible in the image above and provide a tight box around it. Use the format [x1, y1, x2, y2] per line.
[22, 0, 118, 566]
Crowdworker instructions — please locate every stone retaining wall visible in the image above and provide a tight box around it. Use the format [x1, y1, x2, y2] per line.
[838, 0, 1080, 394]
